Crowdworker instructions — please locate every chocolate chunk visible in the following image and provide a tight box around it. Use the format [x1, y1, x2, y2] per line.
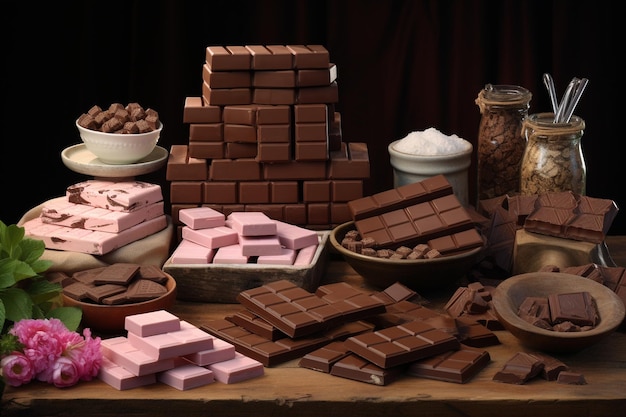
[298, 341, 351, 373]
[492, 352, 544, 384]
[406, 345, 491, 384]
[227, 310, 286, 341]
[330, 352, 403, 386]
[93, 262, 140, 286]
[548, 291, 598, 327]
[528, 352, 570, 381]
[556, 371, 587, 385]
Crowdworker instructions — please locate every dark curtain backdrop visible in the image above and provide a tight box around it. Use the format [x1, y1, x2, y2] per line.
[2, 1, 620, 233]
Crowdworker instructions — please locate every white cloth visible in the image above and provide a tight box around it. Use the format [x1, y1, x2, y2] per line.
[18, 198, 174, 274]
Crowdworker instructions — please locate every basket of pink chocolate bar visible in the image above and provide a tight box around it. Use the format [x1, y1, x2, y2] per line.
[491, 272, 625, 353]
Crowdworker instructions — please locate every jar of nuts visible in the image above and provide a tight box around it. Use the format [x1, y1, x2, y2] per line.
[520, 112, 586, 195]
[475, 84, 532, 203]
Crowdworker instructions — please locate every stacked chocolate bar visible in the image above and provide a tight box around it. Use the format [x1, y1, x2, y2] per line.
[167, 45, 369, 231]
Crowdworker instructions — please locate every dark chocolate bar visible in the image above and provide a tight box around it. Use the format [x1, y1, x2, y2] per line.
[406, 345, 491, 384]
[528, 352, 569, 381]
[344, 320, 460, 369]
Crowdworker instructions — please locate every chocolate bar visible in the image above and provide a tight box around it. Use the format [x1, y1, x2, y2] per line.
[353, 192, 475, 249]
[406, 346, 491, 384]
[236, 280, 385, 338]
[200, 318, 374, 367]
[347, 174, 453, 221]
[343, 320, 460, 369]
[66, 180, 164, 212]
[524, 191, 618, 244]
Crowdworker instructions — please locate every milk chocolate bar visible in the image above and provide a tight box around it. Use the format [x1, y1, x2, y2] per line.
[353, 192, 475, 249]
[347, 174, 453, 221]
[344, 320, 460, 369]
[236, 280, 385, 338]
[200, 318, 374, 367]
[524, 191, 618, 244]
[406, 346, 491, 384]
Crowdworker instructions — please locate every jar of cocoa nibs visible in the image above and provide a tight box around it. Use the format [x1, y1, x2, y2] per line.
[475, 84, 532, 203]
[520, 112, 586, 195]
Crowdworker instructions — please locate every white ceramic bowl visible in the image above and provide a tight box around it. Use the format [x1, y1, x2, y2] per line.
[76, 119, 163, 165]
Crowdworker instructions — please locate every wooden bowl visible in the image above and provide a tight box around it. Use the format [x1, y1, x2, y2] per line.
[491, 272, 625, 353]
[329, 221, 485, 291]
[62, 273, 177, 334]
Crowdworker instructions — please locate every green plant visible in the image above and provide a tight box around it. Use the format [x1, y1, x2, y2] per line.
[0, 220, 82, 336]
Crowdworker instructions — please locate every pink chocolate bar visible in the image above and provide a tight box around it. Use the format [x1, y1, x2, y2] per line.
[157, 359, 215, 390]
[293, 244, 317, 265]
[183, 338, 236, 366]
[41, 197, 164, 233]
[98, 357, 157, 390]
[66, 179, 163, 212]
[238, 234, 283, 256]
[274, 220, 319, 249]
[182, 225, 239, 249]
[22, 215, 167, 255]
[101, 336, 176, 376]
[208, 352, 264, 384]
[125, 310, 181, 337]
[213, 244, 249, 264]
[170, 239, 216, 264]
[126, 320, 215, 360]
[178, 206, 226, 230]
[257, 247, 297, 265]
[226, 211, 277, 236]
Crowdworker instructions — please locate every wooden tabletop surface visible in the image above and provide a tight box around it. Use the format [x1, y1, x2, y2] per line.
[3, 237, 626, 417]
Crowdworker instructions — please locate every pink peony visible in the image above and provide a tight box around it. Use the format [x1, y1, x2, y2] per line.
[47, 356, 81, 388]
[1, 352, 35, 387]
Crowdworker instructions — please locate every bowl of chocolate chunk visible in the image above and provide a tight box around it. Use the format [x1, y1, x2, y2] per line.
[60, 263, 177, 334]
[329, 220, 485, 291]
[76, 102, 163, 165]
[491, 272, 625, 353]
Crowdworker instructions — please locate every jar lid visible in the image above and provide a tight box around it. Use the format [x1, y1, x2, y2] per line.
[523, 112, 585, 135]
[476, 84, 532, 109]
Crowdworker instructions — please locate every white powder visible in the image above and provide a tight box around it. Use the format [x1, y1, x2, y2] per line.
[393, 128, 472, 156]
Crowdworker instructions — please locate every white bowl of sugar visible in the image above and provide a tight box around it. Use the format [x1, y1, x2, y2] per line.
[388, 128, 473, 206]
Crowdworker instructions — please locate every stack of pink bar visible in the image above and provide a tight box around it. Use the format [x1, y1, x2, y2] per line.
[169, 206, 319, 265]
[98, 309, 264, 390]
[21, 179, 168, 255]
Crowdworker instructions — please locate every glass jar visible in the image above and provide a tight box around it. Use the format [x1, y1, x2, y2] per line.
[475, 84, 532, 203]
[520, 112, 586, 195]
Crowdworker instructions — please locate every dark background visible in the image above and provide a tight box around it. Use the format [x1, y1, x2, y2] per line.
[1, 1, 620, 233]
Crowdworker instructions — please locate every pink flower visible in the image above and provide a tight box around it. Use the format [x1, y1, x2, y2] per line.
[2, 318, 103, 388]
[1, 352, 35, 387]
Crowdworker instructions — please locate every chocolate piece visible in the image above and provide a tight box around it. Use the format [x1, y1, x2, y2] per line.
[86, 283, 127, 303]
[298, 340, 350, 373]
[102, 279, 167, 305]
[200, 318, 374, 367]
[454, 317, 500, 347]
[227, 310, 286, 341]
[427, 228, 484, 255]
[344, 320, 460, 369]
[330, 353, 403, 386]
[548, 291, 598, 327]
[406, 346, 491, 384]
[93, 262, 140, 285]
[492, 352, 544, 384]
[528, 352, 569, 381]
[557, 371, 587, 385]
[517, 296, 551, 326]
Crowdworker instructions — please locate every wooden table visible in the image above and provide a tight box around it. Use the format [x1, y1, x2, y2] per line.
[3, 238, 626, 417]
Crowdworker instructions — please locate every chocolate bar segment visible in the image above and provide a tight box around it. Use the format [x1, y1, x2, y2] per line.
[406, 346, 491, 384]
[344, 320, 460, 368]
[548, 291, 598, 327]
[492, 352, 544, 384]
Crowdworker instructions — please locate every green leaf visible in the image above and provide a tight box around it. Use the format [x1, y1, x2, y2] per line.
[0, 288, 34, 323]
[25, 279, 63, 307]
[0, 259, 19, 288]
[47, 306, 83, 332]
[0, 300, 6, 333]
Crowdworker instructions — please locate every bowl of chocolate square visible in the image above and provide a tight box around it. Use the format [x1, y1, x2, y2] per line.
[329, 221, 485, 291]
[61, 263, 177, 334]
[76, 102, 163, 165]
[491, 272, 625, 353]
